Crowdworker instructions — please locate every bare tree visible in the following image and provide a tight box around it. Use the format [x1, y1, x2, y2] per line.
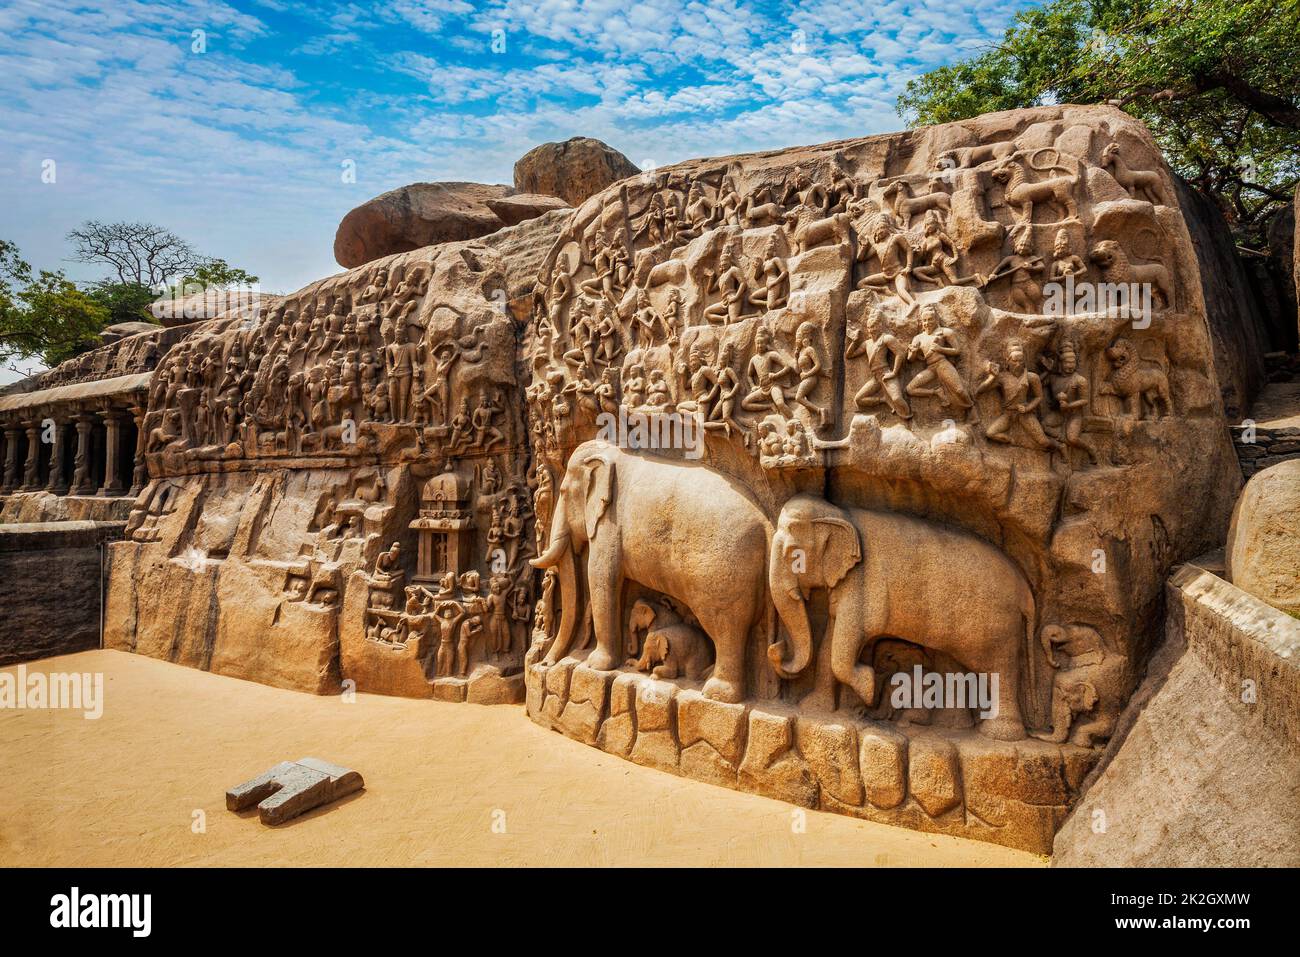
[66, 221, 206, 288]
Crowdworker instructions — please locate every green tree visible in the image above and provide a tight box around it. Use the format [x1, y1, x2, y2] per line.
[1, 241, 110, 369]
[175, 258, 260, 290]
[898, 0, 1300, 245]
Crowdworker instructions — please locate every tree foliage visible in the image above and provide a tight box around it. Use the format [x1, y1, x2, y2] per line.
[897, 0, 1300, 244]
[1, 241, 110, 369]
[2, 226, 259, 374]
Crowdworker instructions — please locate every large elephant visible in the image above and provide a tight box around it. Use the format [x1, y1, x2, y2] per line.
[767, 494, 1034, 740]
[530, 439, 769, 703]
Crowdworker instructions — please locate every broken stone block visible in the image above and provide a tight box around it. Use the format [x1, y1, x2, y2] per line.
[467, 670, 525, 705]
[796, 717, 864, 807]
[738, 709, 817, 808]
[431, 677, 468, 702]
[542, 659, 576, 723]
[859, 724, 909, 809]
[226, 757, 363, 826]
[629, 678, 679, 769]
[908, 735, 963, 818]
[677, 690, 747, 786]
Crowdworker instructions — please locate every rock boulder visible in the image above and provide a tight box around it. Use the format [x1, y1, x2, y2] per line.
[334, 181, 539, 268]
[513, 137, 639, 206]
[1226, 459, 1300, 617]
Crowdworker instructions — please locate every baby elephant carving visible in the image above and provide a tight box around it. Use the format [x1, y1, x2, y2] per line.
[1030, 624, 1128, 748]
[626, 599, 713, 681]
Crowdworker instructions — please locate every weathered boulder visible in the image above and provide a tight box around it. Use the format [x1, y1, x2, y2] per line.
[334, 181, 514, 268]
[1226, 459, 1300, 617]
[99, 321, 161, 345]
[486, 192, 570, 226]
[1175, 178, 1272, 418]
[513, 137, 639, 206]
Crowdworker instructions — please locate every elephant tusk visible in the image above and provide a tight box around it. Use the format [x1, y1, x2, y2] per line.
[530, 529, 570, 568]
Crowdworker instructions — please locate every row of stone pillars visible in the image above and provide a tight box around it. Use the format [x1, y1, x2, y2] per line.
[0, 404, 146, 498]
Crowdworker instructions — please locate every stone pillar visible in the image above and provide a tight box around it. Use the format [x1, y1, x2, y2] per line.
[128, 404, 148, 497]
[44, 416, 69, 494]
[71, 413, 96, 495]
[98, 409, 126, 496]
[1, 427, 20, 493]
[19, 421, 41, 491]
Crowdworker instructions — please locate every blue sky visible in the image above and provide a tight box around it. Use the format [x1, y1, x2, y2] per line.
[1, 0, 1039, 366]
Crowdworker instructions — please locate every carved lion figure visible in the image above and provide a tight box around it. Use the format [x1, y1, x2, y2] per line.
[1101, 338, 1172, 420]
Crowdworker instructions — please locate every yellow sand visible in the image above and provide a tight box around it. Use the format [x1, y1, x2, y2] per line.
[0, 650, 1042, 867]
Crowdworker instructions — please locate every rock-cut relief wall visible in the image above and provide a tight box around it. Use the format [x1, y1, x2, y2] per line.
[105, 241, 537, 702]
[521, 105, 1241, 852]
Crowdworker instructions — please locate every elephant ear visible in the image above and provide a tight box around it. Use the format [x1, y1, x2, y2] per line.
[812, 517, 861, 589]
[583, 456, 616, 539]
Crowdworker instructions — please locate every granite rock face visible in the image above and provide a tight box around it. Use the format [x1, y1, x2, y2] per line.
[523, 104, 1243, 847]
[513, 137, 640, 206]
[1174, 179, 1274, 419]
[106, 239, 539, 698]
[1053, 565, 1300, 866]
[0, 522, 124, 666]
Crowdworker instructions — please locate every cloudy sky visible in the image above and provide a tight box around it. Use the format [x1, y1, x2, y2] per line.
[1, 0, 1037, 354]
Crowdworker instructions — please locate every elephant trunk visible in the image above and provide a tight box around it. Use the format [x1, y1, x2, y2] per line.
[530, 494, 580, 665]
[767, 533, 814, 679]
[530, 493, 572, 569]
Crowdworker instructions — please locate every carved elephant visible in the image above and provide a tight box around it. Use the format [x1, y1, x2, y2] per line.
[1030, 624, 1128, 748]
[767, 494, 1034, 740]
[627, 598, 713, 681]
[531, 439, 769, 702]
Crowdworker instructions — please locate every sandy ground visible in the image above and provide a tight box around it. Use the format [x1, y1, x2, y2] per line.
[0, 650, 1042, 867]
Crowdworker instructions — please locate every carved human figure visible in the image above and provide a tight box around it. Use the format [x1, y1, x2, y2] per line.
[856, 214, 915, 304]
[678, 181, 714, 241]
[911, 210, 977, 287]
[1048, 228, 1087, 283]
[485, 574, 513, 656]
[792, 320, 828, 426]
[1045, 341, 1098, 464]
[676, 344, 719, 419]
[632, 289, 665, 347]
[703, 341, 744, 441]
[905, 305, 975, 417]
[703, 243, 750, 325]
[741, 325, 796, 416]
[748, 236, 789, 309]
[846, 308, 912, 419]
[470, 390, 505, 450]
[975, 341, 1062, 453]
[385, 322, 423, 422]
[433, 600, 466, 677]
[984, 227, 1045, 313]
